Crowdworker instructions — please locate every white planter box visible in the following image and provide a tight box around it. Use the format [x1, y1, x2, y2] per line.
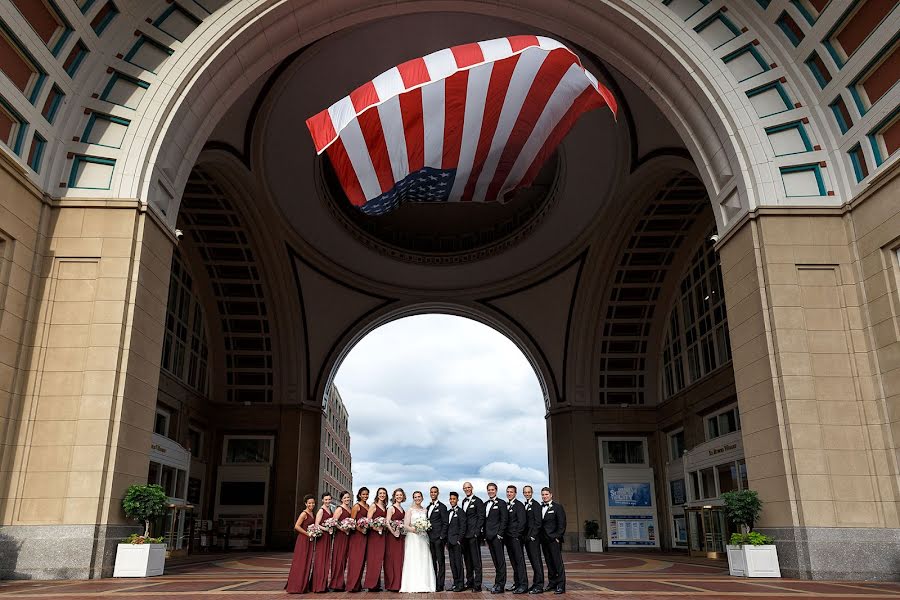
[113, 543, 167, 577]
[726, 544, 780, 578]
[585, 538, 604, 552]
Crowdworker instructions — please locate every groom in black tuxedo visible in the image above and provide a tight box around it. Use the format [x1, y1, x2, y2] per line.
[484, 482, 508, 594]
[446, 492, 465, 591]
[426, 486, 449, 591]
[460, 481, 485, 592]
[539, 487, 567, 594]
[504, 485, 528, 594]
[522, 485, 544, 593]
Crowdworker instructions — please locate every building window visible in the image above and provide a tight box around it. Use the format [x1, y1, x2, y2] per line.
[601, 439, 646, 465]
[27, 132, 45, 172]
[161, 250, 209, 394]
[0, 99, 27, 156]
[10, 0, 73, 57]
[188, 426, 204, 459]
[0, 23, 47, 104]
[154, 407, 171, 437]
[661, 228, 731, 399]
[224, 436, 274, 465]
[706, 405, 741, 440]
[689, 458, 749, 501]
[669, 429, 685, 461]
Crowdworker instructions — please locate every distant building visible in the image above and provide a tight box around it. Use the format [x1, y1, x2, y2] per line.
[318, 385, 352, 499]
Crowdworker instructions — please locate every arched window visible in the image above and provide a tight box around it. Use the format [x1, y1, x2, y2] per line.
[661, 229, 731, 399]
[161, 249, 210, 394]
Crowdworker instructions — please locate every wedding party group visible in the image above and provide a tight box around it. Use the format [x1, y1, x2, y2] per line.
[285, 482, 568, 595]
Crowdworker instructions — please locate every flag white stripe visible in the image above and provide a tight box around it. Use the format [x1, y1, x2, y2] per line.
[372, 67, 404, 101]
[339, 117, 382, 201]
[500, 63, 591, 196]
[478, 37, 512, 62]
[328, 96, 356, 139]
[422, 48, 456, 82]
[447, 61, 494, 202]
[471, 47, 549, 203]
[377, 95, 410, 184]
[421, 79, 445, 168]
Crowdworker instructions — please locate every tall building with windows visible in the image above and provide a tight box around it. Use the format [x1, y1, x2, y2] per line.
[318, 385, 352, 499]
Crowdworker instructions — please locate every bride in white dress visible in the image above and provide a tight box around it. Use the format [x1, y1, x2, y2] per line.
[399, 491, 437, 593]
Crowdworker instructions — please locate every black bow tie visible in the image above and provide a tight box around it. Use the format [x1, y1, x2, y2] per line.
[542, 502, 548, 507]
[428, 502, 434, 506]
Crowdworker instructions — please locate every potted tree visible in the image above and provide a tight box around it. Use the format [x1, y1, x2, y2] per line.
[723, 490, 780, 578]
[113, 484, 169, 577]
[583, 519, 603, 552]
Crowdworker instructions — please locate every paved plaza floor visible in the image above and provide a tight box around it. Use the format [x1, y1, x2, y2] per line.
[1, 550, 899, 598]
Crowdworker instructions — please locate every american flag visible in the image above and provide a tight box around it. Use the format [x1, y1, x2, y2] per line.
[306, 36, 617, 216]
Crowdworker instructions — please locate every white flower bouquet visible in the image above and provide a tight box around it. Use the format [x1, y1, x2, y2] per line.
[371, 516, 387, 534]
[413, 517, 432, 534]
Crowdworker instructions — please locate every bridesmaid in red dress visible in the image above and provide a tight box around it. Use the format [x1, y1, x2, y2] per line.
[363, 487, 389, 591]
[328, 491, 353, 591]
[311, 492, 333, 593]
[285, 494, 316, 594]
[384, 488, 407, 592]
[344, 487, 370, 593]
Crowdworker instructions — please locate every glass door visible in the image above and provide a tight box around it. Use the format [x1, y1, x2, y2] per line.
[685, 507, 727, 559]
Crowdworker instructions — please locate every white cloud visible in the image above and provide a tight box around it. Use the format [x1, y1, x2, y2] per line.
[334, 315, 549, 503]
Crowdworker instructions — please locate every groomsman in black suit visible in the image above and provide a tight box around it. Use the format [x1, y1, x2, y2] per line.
[446, 492, 465, 592]
[539, 487, 566, 594]
[426, 486, 449, 591]
[460, 481, 485, 592]
[522, 486, 544, 594]
[504, 485, 528, 594]
[483, 483, 508, 594]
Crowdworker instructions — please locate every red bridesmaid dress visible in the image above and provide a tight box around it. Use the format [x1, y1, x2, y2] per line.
[362, 504, 387, 590]
[311, 507, 333, 593]
[285, 511, 314, 594]
[384, 505, 405, 592]
[329, 505, 352, 590]
[344, 502, 368, 592]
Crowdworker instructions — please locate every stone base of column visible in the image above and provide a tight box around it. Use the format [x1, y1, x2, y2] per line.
[762, 526, 900, 581]
[0, 524, 139, 579]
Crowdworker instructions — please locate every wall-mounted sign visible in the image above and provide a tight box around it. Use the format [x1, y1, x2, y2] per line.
[607, 482, 652, 507]
[609, 514, 656, 546]
[708, 442, 737, 457]
[670, 478, 686, 506]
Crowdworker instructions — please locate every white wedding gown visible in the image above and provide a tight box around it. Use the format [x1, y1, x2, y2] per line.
[399, 506, 436, 592]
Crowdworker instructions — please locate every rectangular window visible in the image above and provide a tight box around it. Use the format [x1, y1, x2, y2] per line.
[738, 459, 749, 490]
[188, 426, 204, 459]
[706, 406, 741, 440]
[76, 0, 97, 13]
[765, 121, 813, 155]
[746, 81, 793, 117]
[68, 155, 115, 189]
[850, 36, 899, 115]
[717, 462, 739, 494]
[669, 429, 685, 460]
[780, 163, 827, 196]
[699, 467, 717, 499]
[224, 436, 273, 464]
[153, 4, 202, 42]
[90, 2, 119, 36]
[82, 112, 129, 148]
[63, 40, 89, 77]
[0, 24, 47, 104]
[11, 0, 73, 57]
[602, 439, 646, 465]
[806, 51, 832, 88]
[829, 95, 853, 133]
[0, 98, 27, 155]
[790, 0, 829, 25]
[848, 143, 869, 181]
[124, 35, 172, 74]
[148, 460, 161, 485]
[722, 45, 770, 82]
[776, 11, 804, 46]
[662, 0, 710, 22]
[824, 0, 898, 67]
[694, 11, 742, 50]
[154, 407, 171, 437]
[27, 132, 45, 172]
[868, 107, 900, 166]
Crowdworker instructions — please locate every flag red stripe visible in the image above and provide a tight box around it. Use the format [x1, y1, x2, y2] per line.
[306, 110, 336, 154]
[507, 35, 540, 53]
[461, 53, 521, 202]
[484, 49, 577, 203]
[325, 139, 366, 206]
[451, 43, 485, 68]
[518, 87, 604, 191]
[398, 57, 430, 88]
[400, 86, 424, 173]
[350, 81, 379, 112]
[356, 109, 395, 194]
[442, 70, 468, 170]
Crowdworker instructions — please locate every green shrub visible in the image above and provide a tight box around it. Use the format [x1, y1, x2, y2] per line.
[729, 531, 774, 546]
[583, 519, 600, 540]
[122, 484, 168, 537]
[722, 490, 763, 532]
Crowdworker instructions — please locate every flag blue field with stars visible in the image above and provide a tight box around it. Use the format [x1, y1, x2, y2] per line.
[361, 167, 456, 215]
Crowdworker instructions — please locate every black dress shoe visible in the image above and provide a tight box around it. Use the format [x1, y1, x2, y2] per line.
[450, 586, 464, 592]
[513, 586, 529, 594]
[528, 588, 543, 595]
[506, 584, 516, 591]
[473, 587, 482, 592]
[554, 587, 565, 595]
[544, 584, 555, 592]
[491, 586, 504, 594]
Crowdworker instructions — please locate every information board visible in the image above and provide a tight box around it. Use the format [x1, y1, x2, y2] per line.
[608, 514, 657, 546]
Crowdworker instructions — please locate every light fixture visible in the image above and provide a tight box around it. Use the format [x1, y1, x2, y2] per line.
[174, 228, 183, 239]
[709, 233, 719, 243]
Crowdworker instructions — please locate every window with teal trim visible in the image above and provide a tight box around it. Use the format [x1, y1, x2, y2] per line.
[153, 4, 202, 42]
[68, 155, 116, 189]
[10, 0, 73, 58]
[694, 11, 742, 49]
[790, 0, 829, 25]
[848, 144, 868, 182]
[0, 98, 27, 155]
[746, 81, 793, 117]
[662, 0, 711, 21]
[805, 51, 832, 88]
[76, 0, 96, 13]
[776, 11, 804, 46]
[849, 35, 899, 116]
[42, 85, 64, 123]
[27, 132, 45, 173]
[823, 1, 896, 68]
[63, 40, 89, 77]
[829, 96, 853, 134]
[99, 71, 149, 109]
[0, 23, 47, 105]
[124, 35, 173, 74]
[867, 107, 899, 167]
[90, 1, 118, 36]
[780, 164, 827, 196]
[82, 113, 130, 148]
[722, 45, 770, 82]
[755, 0, 771, 9]
[765, 121, 813, 156]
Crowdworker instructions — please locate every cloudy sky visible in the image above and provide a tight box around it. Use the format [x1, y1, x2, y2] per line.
[334, 314, 548, 503]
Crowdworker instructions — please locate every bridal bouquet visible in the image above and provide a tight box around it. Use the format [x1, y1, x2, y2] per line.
[356, 517, 371, 531]
[413, 517, 432, 534]
[306, 524, 323, 539]
[391, 520, 406, 535]
[320, 517, 338, 534]
[339, 517, 357, 533]
[370, 516, 387, 534]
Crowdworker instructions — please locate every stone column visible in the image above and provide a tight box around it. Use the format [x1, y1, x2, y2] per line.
[718, 186, 900, 579]
[0, 171, 174, 579]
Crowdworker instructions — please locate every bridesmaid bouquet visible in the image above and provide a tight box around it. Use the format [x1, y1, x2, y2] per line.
[321, 517, 338, 534]
[412, 517, 432, 534]
[306, 524, 323, 539]
[356, 517, 371, 531]
[339, 517, 357, 533]
[390, 520, 406, 535]
[370, 516, 387, 533]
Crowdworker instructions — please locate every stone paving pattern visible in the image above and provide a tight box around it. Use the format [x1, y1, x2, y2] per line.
[2, 550, 900, 598]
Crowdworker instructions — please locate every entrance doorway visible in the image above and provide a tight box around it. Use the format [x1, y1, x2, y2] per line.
[685, 506, 729, 559]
